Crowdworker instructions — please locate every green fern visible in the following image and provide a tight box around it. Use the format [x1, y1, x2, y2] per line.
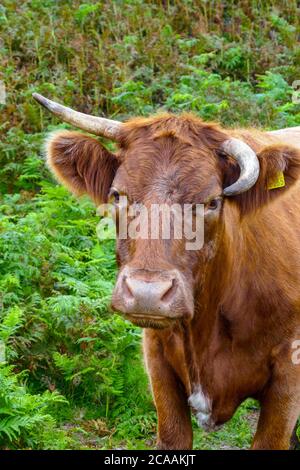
[0, 365, 67, 448]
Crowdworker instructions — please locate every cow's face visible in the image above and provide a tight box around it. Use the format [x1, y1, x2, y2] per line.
[47, 117, 229, 328]
[110, 128, 225, 328]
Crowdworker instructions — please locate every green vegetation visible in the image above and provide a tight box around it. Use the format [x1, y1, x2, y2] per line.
[0, 0, 299, 449]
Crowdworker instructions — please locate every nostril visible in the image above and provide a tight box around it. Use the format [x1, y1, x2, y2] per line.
[123, 276, 134, 300]
[160, 278, 177, 303]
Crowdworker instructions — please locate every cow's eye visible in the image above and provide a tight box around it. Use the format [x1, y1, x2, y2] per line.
[207, 198, 220, 211]
[109, 188, 120, 204]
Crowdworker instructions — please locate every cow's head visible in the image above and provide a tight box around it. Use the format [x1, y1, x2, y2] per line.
[34, 94, 300, 328]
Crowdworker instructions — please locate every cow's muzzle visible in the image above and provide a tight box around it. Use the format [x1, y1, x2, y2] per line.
[111, 267, 193, 328]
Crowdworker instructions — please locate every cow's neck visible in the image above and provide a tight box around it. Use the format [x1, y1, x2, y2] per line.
[170, 203, 297, 424]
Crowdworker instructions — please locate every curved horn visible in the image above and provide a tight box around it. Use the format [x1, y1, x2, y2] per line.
[32, 93, 122, 141]
[222, 138, 260, 196]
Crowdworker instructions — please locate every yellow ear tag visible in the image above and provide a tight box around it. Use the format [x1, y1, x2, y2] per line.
[268, 171, 285, 190]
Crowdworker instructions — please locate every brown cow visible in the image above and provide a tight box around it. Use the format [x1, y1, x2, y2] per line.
[33, 93, 300, 450]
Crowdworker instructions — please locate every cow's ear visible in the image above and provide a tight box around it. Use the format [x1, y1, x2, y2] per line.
[46, 131, 119, 204]
[222, 144, 300, 214]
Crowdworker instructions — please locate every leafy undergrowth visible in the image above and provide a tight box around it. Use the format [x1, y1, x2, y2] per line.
[0, 0, 300, 449]
[50, 399, 259, 450]
[0, 187, 155, 449]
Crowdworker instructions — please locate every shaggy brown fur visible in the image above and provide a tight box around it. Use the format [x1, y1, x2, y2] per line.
[46, 113, 300, 450]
